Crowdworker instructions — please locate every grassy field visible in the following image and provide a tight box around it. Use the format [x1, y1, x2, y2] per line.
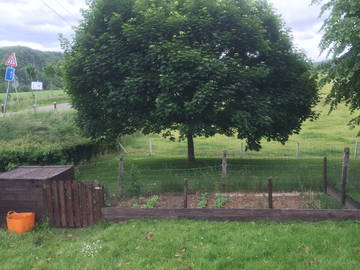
[0, 111, 102, 170]
[1, 90, 70, 112]
[76, 85, 360, 201]
[1, 220, 360, 269]
[118, 86, 360, 158]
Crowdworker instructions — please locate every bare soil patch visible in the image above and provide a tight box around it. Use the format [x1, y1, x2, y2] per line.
[117, 191, 315, 209]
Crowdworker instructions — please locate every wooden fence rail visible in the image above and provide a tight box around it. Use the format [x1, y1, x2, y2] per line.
[102, 208, 360, 222]
[43, 181, 104, 228]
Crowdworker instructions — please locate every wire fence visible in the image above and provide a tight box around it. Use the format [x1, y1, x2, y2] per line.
[94, 158, 359, 202]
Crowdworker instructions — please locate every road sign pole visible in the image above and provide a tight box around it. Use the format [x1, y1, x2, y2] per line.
[3, 82, 10, 113]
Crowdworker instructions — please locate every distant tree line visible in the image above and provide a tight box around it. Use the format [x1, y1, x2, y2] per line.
[0, 46, 64, 92]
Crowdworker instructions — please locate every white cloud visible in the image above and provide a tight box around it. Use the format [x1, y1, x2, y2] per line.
[0, 0, 87, 51]
[0, 0, 328, 61]
[0, 40, 60, 51]
[268, 0, 327, 61]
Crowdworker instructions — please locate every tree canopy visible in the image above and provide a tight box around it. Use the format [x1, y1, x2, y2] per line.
[315, 0, 360, 125]
[64, 0, 318, 161]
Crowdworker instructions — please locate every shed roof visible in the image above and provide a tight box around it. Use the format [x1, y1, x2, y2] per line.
[0, 166, 74, 181]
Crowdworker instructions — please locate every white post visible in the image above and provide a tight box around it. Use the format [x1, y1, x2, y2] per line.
[240, 142, 244, 157]
[354, 141, 358, 160]
[3, 82, 10, 113]
[296, 142, 300, 158]
[149, 139, 153, 155]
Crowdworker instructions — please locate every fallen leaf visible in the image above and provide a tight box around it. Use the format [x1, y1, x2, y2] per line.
[145, 232, 154, 239]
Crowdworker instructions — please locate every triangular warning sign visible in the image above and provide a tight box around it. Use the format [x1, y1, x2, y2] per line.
[5, 53, 17, 67]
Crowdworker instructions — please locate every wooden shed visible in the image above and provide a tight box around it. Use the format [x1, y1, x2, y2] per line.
[0, 166, 74, 224]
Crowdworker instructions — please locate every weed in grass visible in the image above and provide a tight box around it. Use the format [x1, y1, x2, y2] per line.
[81, 240, 102, 257]
[197, 193, 209, 208]
[214, 194, 229, 208]
[141, 195, 159, 208]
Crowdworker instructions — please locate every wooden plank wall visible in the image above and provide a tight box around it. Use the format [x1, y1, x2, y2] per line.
[44, 181, 104, 228]
[102, 208, 360, 222]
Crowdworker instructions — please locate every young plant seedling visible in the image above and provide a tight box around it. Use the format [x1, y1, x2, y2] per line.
[214, 194, 229, 208]
[141, 195, 159, 208]
[197, 193, 209, 208]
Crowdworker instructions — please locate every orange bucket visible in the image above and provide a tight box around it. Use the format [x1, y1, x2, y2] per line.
[7, 211, 35, 234]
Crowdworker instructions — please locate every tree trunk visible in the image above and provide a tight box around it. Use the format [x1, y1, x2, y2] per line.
[187, 134, 195, 162]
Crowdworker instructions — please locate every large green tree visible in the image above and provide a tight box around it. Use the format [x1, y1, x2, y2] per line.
[64, 0, 318, 161]
[315, 0, 360, 125]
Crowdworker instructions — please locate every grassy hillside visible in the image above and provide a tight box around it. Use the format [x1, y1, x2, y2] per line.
[2, 89, 70, 112]
[0, 46, 63, 92]
[1, 220, 360, 269]
[119, 85, 360, 158]
[0, 111, 101, 170]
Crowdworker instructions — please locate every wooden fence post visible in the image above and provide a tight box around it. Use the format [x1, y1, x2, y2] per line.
[183, 178, 188, 208]
[341, 148, 350, 204]
[323, 157, 328, 193]
[268, 177, 273, 209]
[221, 150, 228, 189]
[118, 155, 125, 194]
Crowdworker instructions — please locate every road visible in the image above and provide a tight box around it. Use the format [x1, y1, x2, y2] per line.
[4, 103, 73, 115]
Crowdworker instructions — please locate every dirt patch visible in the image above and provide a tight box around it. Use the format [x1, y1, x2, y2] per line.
[117, 191, 316, 209]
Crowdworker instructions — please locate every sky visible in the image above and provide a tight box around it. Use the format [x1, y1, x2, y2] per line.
[0, 0, 327, 61]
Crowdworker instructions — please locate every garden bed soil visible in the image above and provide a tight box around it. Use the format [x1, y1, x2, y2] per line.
[117, 192, 316, 209]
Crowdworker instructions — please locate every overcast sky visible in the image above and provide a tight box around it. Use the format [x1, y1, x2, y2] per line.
[0, 0, 327, 61]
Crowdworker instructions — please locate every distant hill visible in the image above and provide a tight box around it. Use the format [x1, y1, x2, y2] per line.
[0, 46, 64, 92]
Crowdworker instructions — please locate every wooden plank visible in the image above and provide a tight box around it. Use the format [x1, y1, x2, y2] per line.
[0, 190, 43, 201]
[93, 181, 102, 223]
[58, 181, 67, 227]
[323, 157, 328, 192]
[268, 177, 273, 209]
[44, 183, 54, 225]
[102, 208, 360, 222]
[51, 180, 60, 227]
[183, 178, 188, 209]
[72, 182, 81, 228]
[80, 182, 88, 227]
[65, 181, 74, 227]
[87, 183, 94, 225]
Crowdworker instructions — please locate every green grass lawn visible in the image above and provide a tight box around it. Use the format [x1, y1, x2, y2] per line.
[1, 90, 70, 112]
[1, 220, 360, 269]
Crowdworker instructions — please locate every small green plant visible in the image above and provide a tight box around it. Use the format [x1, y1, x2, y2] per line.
[141, 195, 159, 208]
[131, 199, 139, 208]
[214, 194, 229, 208]
[197, 193, 209, 208]
[5, 162, 18, 171]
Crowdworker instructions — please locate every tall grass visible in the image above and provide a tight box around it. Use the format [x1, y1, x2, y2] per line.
[0, 111, 103, 170]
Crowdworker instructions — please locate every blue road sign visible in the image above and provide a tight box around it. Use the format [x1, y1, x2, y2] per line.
[4, 67, 15, 81]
